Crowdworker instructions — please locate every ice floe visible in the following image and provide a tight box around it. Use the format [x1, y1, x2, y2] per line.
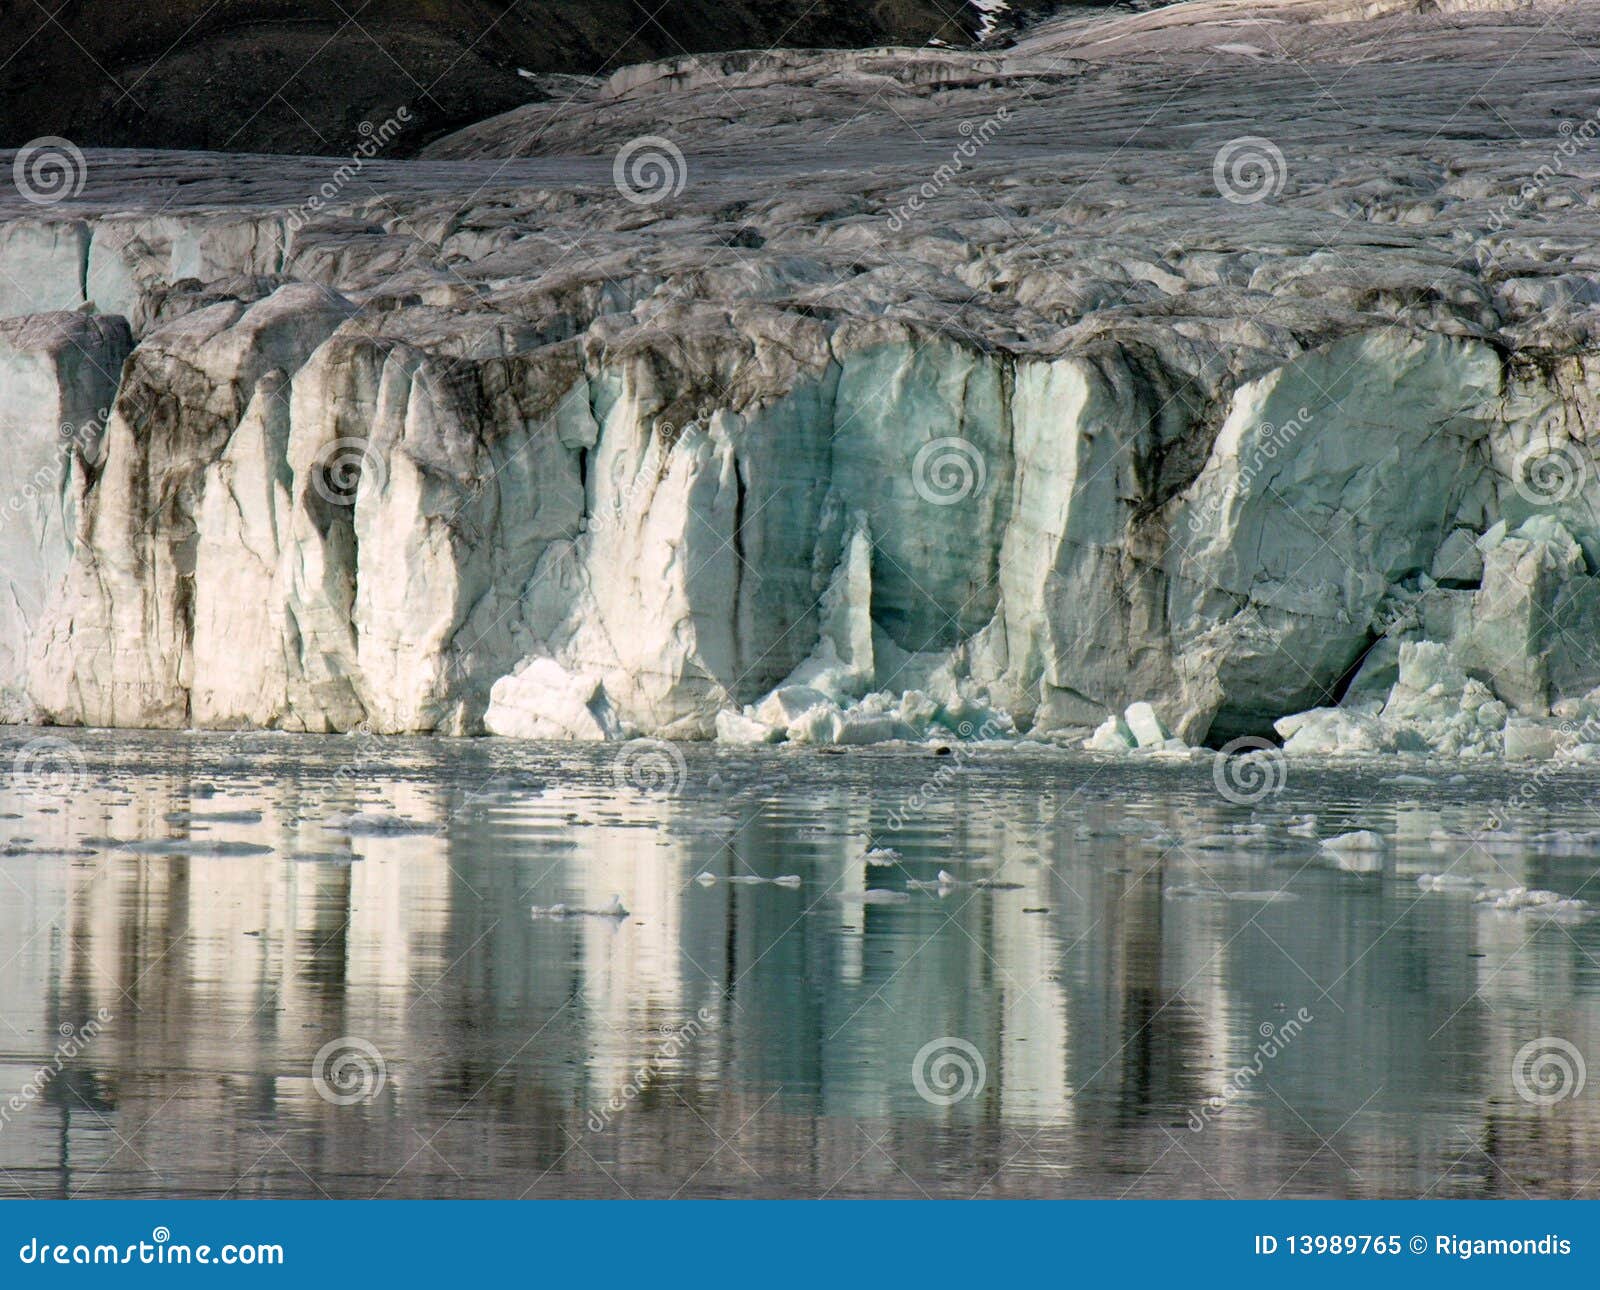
[1416, 872, 1484, 892]
[1476, 887, 1592, 921]
[906, 869, 1024, 892]
[1321, 831, 1387, 853]
[324, 811, 441, 836]
[693, 872, 801, 887]
[531, 894, 630, 919]
[101, 837, 274, 857]
[162, 809, 264, 824]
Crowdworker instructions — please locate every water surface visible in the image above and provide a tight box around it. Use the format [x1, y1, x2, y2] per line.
[1, 729, 1597, 1198]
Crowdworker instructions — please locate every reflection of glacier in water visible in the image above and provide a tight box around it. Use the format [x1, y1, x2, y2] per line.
[0, 729, 1597, 1198]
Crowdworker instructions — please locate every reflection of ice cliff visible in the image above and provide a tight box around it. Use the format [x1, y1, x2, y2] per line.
[2, 735, 1596, 1195]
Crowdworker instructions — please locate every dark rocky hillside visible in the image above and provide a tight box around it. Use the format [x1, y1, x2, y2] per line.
[0, 0, 1103, 155]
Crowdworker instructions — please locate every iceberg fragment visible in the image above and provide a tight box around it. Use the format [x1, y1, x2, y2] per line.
[485, 658, 623, 741]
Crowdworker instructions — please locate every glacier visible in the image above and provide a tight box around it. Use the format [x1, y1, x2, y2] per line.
[6, 0, 1600, 760]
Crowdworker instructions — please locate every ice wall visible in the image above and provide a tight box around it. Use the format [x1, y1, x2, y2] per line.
[7, 229, 1600, 753]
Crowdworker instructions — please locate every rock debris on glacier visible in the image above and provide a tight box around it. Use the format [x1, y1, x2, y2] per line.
[7, 0, 1600, 758]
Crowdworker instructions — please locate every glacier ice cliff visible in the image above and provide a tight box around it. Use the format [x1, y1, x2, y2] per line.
[7, 0, 1600, 757]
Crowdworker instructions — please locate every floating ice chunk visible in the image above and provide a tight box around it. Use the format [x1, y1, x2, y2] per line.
[1085, 713, 1136, 753]
[1417, 872, 1483, 892]
[531, 893, 629, 918]
[1480, 886, 1541, 909]
[1123, 702, 1171, 749]
[1474, 886, 1591, 920]
[1276, 707, 1392, 755]
[1322, 830, 1387, 853]
[756, 685, 836, 730]
[715, 710, 784, 744]
[775, 697, 921, 746]
[862, 847, 901, 866]
[1286, 814, 1318, 837]
[910, 868, 1022, 891]
[1531, 827, 1600, 852]
[1277, 635, 1529, 760]
[485, 657, 622, 741]
[163, 809, 264, 825]
[832, 709, 915, 745]
[783, 702, 844, 744]
[291, 851, 359, 865]
[192, 840, 274, 857]
[1534, 900, 1592, 922]
[1165, 885, 1299, 903]
[116, 838, 274, 857]
[1501, 720, 1562, 762]
[724, 874, 802, 887]
[934, 692, 1015, 740]
[325, 811, 440, 836]
[897, 690, 940, 733]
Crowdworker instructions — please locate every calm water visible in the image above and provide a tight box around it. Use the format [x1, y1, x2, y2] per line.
[0, 728, 1597, 1199]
